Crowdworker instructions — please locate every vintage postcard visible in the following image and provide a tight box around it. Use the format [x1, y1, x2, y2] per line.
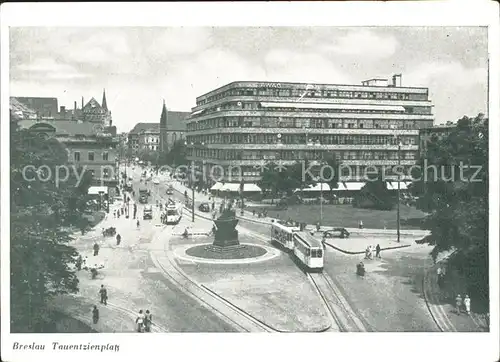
[1, 2, 499, 362]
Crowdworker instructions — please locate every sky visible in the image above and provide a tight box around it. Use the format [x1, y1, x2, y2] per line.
[10, 27, 488, 133]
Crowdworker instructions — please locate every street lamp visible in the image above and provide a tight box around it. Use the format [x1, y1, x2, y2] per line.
[185, 140, 195, 222]
[392, 135, 402, 243]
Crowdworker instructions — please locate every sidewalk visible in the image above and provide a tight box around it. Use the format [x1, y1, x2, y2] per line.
[57, 194, 169, 333]
[423, 258, 488, 332]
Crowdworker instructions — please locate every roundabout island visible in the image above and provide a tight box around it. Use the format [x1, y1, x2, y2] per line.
[177, 208, 279, 264]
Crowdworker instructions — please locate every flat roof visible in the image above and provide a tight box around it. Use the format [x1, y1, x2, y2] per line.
[196, 80, 429, 101]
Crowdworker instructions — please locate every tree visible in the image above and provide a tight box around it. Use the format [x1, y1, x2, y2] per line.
[286, 159, 316, 198]
[321, 153, 340, 198]
[410, 114, 488, 308]
[162, 140, 187, 167]
[10, 126, 90, 331]
[353, 172, 395, 210]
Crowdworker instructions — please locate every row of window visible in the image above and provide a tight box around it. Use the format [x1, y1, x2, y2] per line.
[186, 134, 417, 146]
[205, 165, 413, 178]
[197, 87, 429, 106]
[74, 151, 110, 162]
[187, 149, 417, 161]
[192, 103, 432, 120]
[186, 116, 433, 131]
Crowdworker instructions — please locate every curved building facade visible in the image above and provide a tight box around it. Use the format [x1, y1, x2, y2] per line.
[186, 76, 434, 184]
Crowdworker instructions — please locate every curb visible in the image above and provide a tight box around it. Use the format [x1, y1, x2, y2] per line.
[323, 240, 411, 255]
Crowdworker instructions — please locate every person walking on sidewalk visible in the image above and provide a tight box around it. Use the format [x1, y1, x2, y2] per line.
[92, 305, 99, 324]
[136, 310, 145, 332]
[136, 220, 140, 229]
[437, 267, 444, 289]
[93, 242, 100, 256]
[144, 310, 153, 332]
[455, 294, 463, 315]
[463, 295, 471, 315]
[375, 244, 381, 259]
[99, 285, 108, 305]
[116, 234, 121, 246]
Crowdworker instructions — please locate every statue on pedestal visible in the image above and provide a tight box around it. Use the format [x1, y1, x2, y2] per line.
[212, 208, 239, 247]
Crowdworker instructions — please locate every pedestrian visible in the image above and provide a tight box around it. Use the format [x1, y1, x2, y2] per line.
[455, 294, 463, 315]
[93, 242, 100, 256]
[99, 285, 108, 305]
[375, 244, 381, 258]
[437, 267, 444, 288]
[463, 295, 471, 315]
[252, 210, 255, 216]
[144, 310, 153, 332]
[75, 255, 83, 271]
[136, 310, 145, 333]
[116, 234, 121, 246]
[359, 220, 364, 229]
[137, 220, 140, 229]
[316, 221, 321, 232]
[92, 305, 99, 324]
[113, 210, 116, 218]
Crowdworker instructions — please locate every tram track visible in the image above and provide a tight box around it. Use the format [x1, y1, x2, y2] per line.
[148, 180, 364, 333]
[308, 272, 368, 332]
[129, 181, 273, 332]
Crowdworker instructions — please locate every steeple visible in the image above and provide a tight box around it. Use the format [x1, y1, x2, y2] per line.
[102, 89, 108, 110]
[160, 99, 167, 128]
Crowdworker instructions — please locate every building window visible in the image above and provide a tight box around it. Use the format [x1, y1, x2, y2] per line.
[103, 169, 110, 178]
[88, 152, 95, 161]
[103, 152, 109, 161]
[74, 151, 80, 161]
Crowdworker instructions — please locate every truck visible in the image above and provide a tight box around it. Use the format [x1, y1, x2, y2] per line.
[139, 188, 149, 204]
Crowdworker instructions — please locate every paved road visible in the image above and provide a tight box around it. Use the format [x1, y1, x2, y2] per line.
[64, 170, 236, 332]
[232, 210, 440, 331]
[127, 166, 440, 332]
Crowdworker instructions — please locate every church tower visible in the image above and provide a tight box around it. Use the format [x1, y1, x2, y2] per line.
[159, 99, 168, 153]
[102, 89, 108, 111]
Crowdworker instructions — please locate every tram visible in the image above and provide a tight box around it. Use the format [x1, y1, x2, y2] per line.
[163, 200, 183, 224]
[271, 220, 300, 250]
[293, 232, 324, 272]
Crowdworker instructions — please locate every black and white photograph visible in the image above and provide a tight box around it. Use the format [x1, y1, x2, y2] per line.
[1, 2, 499, 362]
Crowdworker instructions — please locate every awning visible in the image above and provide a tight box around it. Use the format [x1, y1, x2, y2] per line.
[294, 183, 330, 193]
[386, 181, 408, 190]
[219, 183, 262, 192]
[210, 182, 223, 191]
[242, 183, 262, 192]
[88, 186, 108, 195]
[345, 182, 365, 191]
[332, 183, 349, 192]
[260, 102, 405, 113]
[191, 109, 203, 116]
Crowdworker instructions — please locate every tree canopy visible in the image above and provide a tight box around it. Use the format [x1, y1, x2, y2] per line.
[410, 114, 488, 307]
[10, 126, 92, 331]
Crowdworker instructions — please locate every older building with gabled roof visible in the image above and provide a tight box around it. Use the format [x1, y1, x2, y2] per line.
[128, 103, 190, 157]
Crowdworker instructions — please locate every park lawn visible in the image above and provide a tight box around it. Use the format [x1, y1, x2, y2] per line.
[246, 204, 427, 230]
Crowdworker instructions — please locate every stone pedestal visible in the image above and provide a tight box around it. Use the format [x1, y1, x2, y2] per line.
[212, 209, 240, 248]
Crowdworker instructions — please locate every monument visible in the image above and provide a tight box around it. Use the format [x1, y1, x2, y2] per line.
[212, 208, 240, 248]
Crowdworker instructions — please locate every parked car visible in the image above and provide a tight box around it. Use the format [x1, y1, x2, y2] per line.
[323, 228, 350, 239]
[153, 178, 160, 185]
[198, 202, 210, 212]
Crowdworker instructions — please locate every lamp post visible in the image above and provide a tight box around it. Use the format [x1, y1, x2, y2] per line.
[185, 140, 195, 222]
[395, 135, 402, 243]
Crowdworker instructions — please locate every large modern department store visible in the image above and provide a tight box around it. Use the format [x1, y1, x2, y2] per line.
[185, 75, 434, 190]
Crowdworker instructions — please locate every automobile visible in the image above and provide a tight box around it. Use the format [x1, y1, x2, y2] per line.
[143, 205, 153, 220]
[323, 228, 350, 239]
[153, 178, 160, 185]
[166, 186, 174, 195]
[198, 202, 210, 212]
